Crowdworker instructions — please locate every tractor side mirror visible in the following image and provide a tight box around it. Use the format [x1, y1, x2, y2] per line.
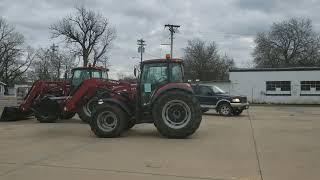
[134, 67, 137, 77]
[64, 71, 68, 80]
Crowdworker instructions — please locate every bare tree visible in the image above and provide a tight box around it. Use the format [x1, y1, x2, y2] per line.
[0, 18, 34, 93]
[117, 72, 137, 83]
[31, 47, 77, 80]
[253, 17, 320, 68]
[184, 39, 234, 81]
[50, 6, 116, 67]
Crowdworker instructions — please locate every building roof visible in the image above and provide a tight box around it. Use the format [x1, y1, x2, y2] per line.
[230, 67, 320, 72]
[0, 81, 6, 86]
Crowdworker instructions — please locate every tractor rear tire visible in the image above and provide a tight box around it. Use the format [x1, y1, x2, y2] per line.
[90, 104, 128, 138]
[153, 91, 202, 138]
[78, 98, 98, 123]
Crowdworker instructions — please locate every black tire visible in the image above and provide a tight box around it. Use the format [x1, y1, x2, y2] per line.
[217, 102, 233, 116]
[60, 112, 76, 119]
[90, 104, 128, 138]
[78, 97, 98, 123]
[152, 91, 202, 138]
[233, 109, 243, 116]
[36, 115, 57, 123]
[201, 108, 209, 113]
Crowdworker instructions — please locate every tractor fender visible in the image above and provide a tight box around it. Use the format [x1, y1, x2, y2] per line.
[151, 83, 194, 104]
[99, 98, 133, 116]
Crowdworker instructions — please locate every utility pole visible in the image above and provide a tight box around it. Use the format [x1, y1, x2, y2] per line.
[137, 39, 146, 62]
[164, 24, 180, 59]
[50, 43, 60, 79]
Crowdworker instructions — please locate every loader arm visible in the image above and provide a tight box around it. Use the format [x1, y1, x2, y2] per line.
[63, 78, 136, 112]
[20, 80, 68, 111]
[64, 78, 108, 112]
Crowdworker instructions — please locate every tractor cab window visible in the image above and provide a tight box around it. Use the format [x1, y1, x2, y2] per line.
[141, 63, 168, 104]
[72, 69, 90, 87]
[92, 71, 101, 78]
[102, 71, 108, 79]
[141, 63, 168, 85]
[170, 63, 183, 82]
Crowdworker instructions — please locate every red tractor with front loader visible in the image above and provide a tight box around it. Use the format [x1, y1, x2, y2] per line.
[0, 66, 135, 123]
[1, 58, 202, 138]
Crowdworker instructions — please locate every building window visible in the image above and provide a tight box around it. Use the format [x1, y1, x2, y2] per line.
[301, 81, 320, 91]
[266, 81, 291, 96]
[300, 81, 320, 96]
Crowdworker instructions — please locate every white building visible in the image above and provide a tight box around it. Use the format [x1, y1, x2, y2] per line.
[0, 81, 6, 96]
[228, 67, 320, 104]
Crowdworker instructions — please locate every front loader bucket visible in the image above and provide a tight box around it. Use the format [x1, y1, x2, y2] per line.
[0, 106, 33, 122]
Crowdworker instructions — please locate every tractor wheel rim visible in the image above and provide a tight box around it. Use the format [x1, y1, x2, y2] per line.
[97, 111, 118, 132]
[83, 99, 95, 117]
[221, 105, 230, 115]
[162, 100, 191, 129]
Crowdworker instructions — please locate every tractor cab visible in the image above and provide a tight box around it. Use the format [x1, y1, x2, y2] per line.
[138, 59, 184, 105]
[70, 66, 108, 90]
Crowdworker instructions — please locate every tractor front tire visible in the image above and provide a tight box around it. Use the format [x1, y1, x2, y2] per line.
[153, 91, 202, 138]
[90, 104, 128, 138]
[78, 98, 98, 123]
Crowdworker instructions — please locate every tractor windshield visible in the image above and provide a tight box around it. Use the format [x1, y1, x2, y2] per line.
[140, 62, 183, 105]
[71, 69, 108, 87]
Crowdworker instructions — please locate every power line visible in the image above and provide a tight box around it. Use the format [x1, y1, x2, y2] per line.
[164, 24, 180, 58]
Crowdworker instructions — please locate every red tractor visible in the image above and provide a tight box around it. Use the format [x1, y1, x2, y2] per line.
[89, 58, 202, 138]
[0, 66, 134, 123]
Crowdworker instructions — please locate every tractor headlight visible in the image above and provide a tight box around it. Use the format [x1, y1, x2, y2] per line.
[232, 98, 240, 103]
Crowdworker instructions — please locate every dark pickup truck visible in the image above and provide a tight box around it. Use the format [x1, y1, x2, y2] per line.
[191, 84, 249, 116]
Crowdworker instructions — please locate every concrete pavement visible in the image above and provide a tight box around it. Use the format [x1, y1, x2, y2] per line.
[0, 106, 319, 180]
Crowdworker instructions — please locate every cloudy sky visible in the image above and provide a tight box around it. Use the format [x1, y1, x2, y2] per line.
[1, 0, 320, 78]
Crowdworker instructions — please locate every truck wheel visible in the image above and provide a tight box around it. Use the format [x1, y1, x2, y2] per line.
[78, 98, 98, 123]
[90, 104, 128, 138]
[217, 103, 232, 116]
[153, 91, 202, 138]
[233, 109, 243, 116]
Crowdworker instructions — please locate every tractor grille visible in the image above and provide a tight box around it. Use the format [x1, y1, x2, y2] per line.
[241, 97, 247, 103]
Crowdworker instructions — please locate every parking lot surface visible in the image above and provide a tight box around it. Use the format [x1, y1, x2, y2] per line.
[0, 106, 319, 180]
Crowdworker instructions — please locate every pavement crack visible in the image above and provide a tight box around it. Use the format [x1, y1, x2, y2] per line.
[247, 109, 264, 180]
[31, 164, 228, 180]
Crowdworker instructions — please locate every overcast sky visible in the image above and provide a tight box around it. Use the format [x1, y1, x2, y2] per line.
[1, 0, 320, 78]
